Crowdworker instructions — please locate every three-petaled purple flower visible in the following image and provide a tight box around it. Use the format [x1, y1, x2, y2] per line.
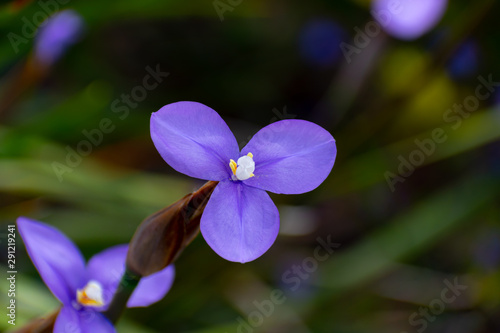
[18, 217, 175, 333]
[150, 102, 336, 263]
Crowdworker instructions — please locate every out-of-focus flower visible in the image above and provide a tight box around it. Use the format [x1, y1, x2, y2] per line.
[473, 229, 500, 271]
[447, 39, 479, 79]
[299, 19, 346, 66]
[372, 0, 448, 40]
[150, 102, 336, 263]
[494, 89, 500, 109]
[34, 9, 84, 66]
[18, 217, 174, 333]
[429, 31, 479, 79]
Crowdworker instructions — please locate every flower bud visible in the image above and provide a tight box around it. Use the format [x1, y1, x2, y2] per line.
[126, 181, 217, 277]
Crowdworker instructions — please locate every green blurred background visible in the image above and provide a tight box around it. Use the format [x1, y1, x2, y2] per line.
[1, 0, 499, 332]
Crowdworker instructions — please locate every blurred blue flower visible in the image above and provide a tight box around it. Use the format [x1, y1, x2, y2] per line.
[447, 40, 479, 79]
[372, 0, 448, 40]
[34, 9, 84, 66]
[299, 19, 346, 66]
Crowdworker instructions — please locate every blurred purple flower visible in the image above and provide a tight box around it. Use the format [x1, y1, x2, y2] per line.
[18, 217, 175, 333]
[34, 10, 84, 66]
[150, 102, 336, 263]
[299, 19, 346, 66]
[372, 0, 448, 40]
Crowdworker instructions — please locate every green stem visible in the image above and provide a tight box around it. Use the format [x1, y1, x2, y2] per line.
[103, 269, 141, 324]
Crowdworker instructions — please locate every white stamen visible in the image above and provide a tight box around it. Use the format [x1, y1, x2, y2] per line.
[235, 155, 255, 181]
[77, 280, 105, 307]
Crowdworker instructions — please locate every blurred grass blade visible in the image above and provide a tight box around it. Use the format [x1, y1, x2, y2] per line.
[316, 173, 498, 293]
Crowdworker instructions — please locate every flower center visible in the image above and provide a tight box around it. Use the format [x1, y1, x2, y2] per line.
[229, 153, 255, 181]
[76, 280, 105, 307]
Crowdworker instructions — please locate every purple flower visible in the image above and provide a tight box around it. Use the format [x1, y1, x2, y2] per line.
[34, 10, 84, 66]
[150, 102, 336, 263]
[372, 0, 448, 40]
[18, 217, 175, 333]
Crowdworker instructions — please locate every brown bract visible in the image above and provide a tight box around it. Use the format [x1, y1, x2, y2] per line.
[126, 181, 218, 277]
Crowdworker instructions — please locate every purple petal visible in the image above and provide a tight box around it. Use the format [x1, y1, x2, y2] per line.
[54, 306, 82, 333]
[17, 217, 86, 305]
[200, 181, 280, 263]
[151, 101, 239, 181]
[86, 245, 175, 308]
[54, 306, 115, 333]
[240, 120, 336, 194]
[78, 310, 115, 333]
[128, 265, 175, 307]
[86, 245, 128, 308]
[372, 0, 448, 40]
